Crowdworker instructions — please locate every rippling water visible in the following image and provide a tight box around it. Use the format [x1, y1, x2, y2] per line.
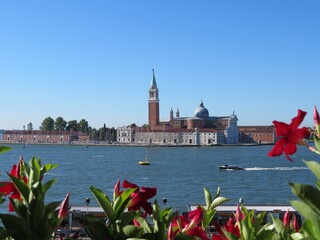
[0, 143, 317, 213]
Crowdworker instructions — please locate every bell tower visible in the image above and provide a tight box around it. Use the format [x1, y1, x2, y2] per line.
[148, 69, 160, 129]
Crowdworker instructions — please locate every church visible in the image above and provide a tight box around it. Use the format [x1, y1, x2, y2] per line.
[117, 70, 240, 145]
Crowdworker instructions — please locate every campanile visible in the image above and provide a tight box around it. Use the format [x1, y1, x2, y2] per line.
[148, 69, 160, 129]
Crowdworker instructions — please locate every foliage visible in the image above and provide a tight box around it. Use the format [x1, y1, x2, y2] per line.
[40, 116, 55, 131]
[0, 156, 69, 240]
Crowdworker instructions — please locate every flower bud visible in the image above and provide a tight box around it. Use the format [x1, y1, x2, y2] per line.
[314, 106, 320, 126]
[283, 209, 290, 227]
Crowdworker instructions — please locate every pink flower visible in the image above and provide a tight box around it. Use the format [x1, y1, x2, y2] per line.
[268, 109, 310, 161]
[314, 106, 320, 126]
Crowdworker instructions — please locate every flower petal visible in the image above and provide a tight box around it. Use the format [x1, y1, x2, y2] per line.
[283, 142, 297, 161]
[273, 121, 290, 137]
[268, 138, 287, 157]
[291, 109, 307, 129]
[58, 192, 70, 220]
[123, 180, 139, 191]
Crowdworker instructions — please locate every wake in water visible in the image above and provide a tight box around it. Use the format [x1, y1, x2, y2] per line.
[244, 167, 308, 171]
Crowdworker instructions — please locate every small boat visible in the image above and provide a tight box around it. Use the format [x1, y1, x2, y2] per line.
[218, 164, 244, 170]
[138, 160, 150, 166]
[138, 156, 150, 165]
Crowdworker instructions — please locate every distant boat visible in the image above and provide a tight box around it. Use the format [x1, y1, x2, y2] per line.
[138, 156, 150, 166]
[138, 161, 150, 166]
[218, 164, 244, 170]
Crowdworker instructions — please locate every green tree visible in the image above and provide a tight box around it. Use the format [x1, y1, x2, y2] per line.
[40, 117, 54, 131]
[54, 117, 67, 131]
[99, 124, 107, 141]
[66, 120, 78, 131]
[78, 119, 89, 133]
[27, 122, 33, 131]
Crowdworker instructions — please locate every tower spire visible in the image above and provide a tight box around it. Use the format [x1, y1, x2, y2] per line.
[150, 69, 157, 88]
[148, 69, 160, 129]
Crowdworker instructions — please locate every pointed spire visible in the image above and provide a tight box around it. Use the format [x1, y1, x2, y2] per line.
[200, 100, 204, 107]
[150, 69, 157, 88]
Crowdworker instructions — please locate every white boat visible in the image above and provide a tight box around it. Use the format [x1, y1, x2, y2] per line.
[218, 164, 244, 170]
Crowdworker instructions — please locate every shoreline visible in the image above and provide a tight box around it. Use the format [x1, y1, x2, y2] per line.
[0, 141, 274, 147]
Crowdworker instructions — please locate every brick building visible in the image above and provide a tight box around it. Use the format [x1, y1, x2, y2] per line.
[238, 126, 275, 144]
[1, 130, 90, 143]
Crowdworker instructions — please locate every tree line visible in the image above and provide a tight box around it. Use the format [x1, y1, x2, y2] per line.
[25, 117, 117, 142]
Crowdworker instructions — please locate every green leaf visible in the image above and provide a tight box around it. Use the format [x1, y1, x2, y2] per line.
[0, 146, 11, 154]
[118, 211, 140, 226]
[303, 160, 320, 180]
[291, 200, 320, 237]
[8, 174, 30, 203]
[113, 188, 136, 217]
[41, 163, 58, 176]
[204, 188, 212, 208]
[135, 216, 152, 233]
[209, 196, 230, 210]
[9, 198, 28, 219]
[29, 157, 41, 184]
[299, 220, 320, 239]
[214, 186, 221, 199]
[253, 211, 266, 231]
[0, 213, 32, 240]
[42, 179, 57, 194]
[314, 136, 320, 153]
[84, 215, 112, 240]
[44, 201, 60, 217]
[122, 225, 144, 238]
[289, 182, 320, 216]
[90, 186, 116, 223]
[270, 214, 285, 236]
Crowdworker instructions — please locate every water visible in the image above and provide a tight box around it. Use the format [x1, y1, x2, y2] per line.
[0, 143, 318, 213]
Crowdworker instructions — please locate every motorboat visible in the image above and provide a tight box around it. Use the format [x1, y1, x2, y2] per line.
[218, 164, 244, 170]
[138, 161, 150, 166]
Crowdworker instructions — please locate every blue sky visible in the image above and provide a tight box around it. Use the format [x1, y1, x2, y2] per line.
[0, 1, 319, 130]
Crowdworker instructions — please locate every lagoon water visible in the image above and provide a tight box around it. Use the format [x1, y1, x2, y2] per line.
[0, 143, 317, 213]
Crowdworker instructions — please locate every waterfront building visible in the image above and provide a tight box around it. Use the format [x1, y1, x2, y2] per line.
[1, 130, 89, 144]
[117, 70, 240, 146]
[238, 126, 275, 144]
[117, 126, 134, 143]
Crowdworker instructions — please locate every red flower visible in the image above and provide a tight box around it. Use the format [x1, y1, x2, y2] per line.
[122, 180, 157, 215]
[113, 178, 121, 199]
[293, 214, 300, 232]
[268, 109, 310, 161]
[212, 217, 240, 240]
[0, 156, 27, 211]
[58, 192, 70, 220]
[236, 204, 245, 222]
[283, 209, 290, 227]
[168, 207, 208, 239]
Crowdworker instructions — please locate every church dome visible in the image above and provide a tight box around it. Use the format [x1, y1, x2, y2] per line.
[194, 101, 209, 118]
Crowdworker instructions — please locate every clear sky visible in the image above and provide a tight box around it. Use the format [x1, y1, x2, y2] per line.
[0, 1, 319, 130]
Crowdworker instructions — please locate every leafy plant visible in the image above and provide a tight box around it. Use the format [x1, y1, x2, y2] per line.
[0, 156, 69, 240]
